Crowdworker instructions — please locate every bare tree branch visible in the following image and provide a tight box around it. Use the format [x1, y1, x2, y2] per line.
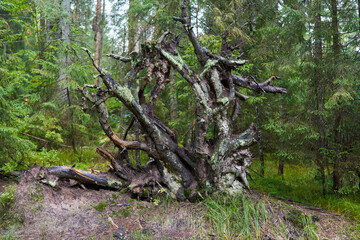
[106, 53, 131, 62]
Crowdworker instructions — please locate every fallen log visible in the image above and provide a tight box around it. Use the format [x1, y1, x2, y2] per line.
[46, 166, 124, 189]
[15, 165, 125, 191]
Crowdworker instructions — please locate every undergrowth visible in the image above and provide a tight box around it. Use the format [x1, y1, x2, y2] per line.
[250, 157, 360, 220]
[0, 185, 24, 230]
[27, 148, 108, 171]
[2, 146, 151, 173]
[204, 194, 267, 239]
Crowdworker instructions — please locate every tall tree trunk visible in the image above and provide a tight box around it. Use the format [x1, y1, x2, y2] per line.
[45, 20, 50, 43]
[278, 156, 284, 175]
[59, 0, 76, 152]
[333, 110, 342, 191]
[58, 0, 71, 101]
[128, 0, 141, 165]
[128, 0, 138, 53]
[93, 0, 103, 86]
[275, 0, 284, 177]
[195, 0, 199, 37]
[74, 0, 80, 27]
[331, 0, 340, 56]
[39, 18, 45, 60]
[314, 0, 326, 196]
[331, 0, 341, 191]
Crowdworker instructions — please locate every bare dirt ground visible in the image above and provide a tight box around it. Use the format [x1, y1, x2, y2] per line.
[0, 168, 359, 240]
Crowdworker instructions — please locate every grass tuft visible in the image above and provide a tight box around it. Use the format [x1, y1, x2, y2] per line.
[204, 194, 267, 239]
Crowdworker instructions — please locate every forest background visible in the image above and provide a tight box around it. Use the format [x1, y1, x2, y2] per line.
[1, 0, 360, 219]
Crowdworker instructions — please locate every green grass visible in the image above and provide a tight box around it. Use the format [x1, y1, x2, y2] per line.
[250, 157, 360, 220]
[204, 194, 267, 239]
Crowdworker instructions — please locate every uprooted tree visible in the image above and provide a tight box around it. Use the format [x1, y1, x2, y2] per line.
[53, 0, 286, 200]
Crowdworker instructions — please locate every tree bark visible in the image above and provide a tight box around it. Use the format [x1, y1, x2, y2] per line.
[333, 110, 342, 191]
[331, 0, 341, 192]
[331, 0, 340, 56]
[93, 0, 103, 86]
[77, 0, 286, 200]
[58, 0, 71, 101]
[278, 157, 284, 175]
[128, 0, 138, 53]
[58, 0, 77, 152]
[314, 0, 326, 197]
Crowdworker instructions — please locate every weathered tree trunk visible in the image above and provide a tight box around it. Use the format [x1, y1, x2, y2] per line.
[77, 0, 286, 200]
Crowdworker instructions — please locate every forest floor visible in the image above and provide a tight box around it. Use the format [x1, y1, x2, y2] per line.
[0, 170, 359, 240]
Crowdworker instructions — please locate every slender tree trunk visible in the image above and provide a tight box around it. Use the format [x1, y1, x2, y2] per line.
[320, 160, 326, 196]
[195, 0, 199, 37]
[333, 110, 342, 191]
[46, 20, 50, 43]
[331, 0, 341, 191]
[275, 0, 283, 177]
[128, 0, 141, 165]
[39, 18, 45, 60]
[74, 0, 80, 27]
[314, 0, 326, 197]
[255, 102, 264, 177]
[128, 0, 138, 53]
[120, 25, 127, 137]
[59, 0, 76, 152]
[331, 0, 340, 56]
[278, 156, 284, 175]
[275, 0, 280, 53]
[58, 0, 71, 100]
[93, 0, 103, 86]
[3, 42, 6, 56]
